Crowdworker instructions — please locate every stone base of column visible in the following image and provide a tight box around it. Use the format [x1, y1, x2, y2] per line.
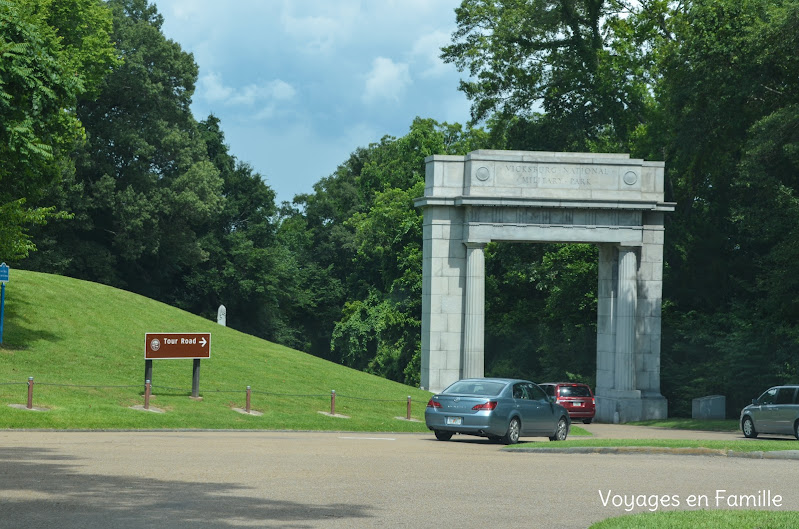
[596, 392, 668, 423]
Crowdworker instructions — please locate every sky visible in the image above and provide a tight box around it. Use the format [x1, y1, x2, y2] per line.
[153, 0, 472, 204]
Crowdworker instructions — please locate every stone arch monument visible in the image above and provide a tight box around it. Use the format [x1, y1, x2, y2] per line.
[414, 150, 675, 422]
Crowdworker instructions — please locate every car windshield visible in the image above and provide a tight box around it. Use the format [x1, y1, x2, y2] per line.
[559, 385, 592, 398]
[443, 381, 506, 396]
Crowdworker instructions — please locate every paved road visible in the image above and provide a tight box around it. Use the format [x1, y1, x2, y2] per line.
[1, 427, 796, 528]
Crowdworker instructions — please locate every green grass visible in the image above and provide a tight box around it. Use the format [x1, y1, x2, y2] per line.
[589, 510, 799, 528]
[629, 418, 739, 432]
[0, 270, 433, 430]
[512, 438, 799, 452]
[569, 424, 591, 436]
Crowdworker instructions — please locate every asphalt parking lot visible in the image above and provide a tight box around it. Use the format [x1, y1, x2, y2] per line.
[1, 426, 796, 528]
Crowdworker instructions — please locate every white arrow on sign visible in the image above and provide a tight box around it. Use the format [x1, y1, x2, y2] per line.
[200, 337, 207, 347]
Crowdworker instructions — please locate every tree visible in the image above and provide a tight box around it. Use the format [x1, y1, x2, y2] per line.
[642, 0, 799, 414]
[333, 182, 425, 384]
[59, 0, 224, 295]
[23, 0, 225, 298]
[0, 0, 117, 259]
[442, 0, 656, 151]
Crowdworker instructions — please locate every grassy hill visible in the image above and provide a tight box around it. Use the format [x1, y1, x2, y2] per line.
[0, 270, 432, 430]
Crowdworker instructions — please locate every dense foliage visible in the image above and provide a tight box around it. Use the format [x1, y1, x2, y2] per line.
[0, 0, 117, 259]
[6, 0, 799, 416]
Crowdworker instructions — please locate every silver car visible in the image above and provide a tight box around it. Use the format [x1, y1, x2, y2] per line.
[425, 378, 571, 444]
[740, 385, 799, 439]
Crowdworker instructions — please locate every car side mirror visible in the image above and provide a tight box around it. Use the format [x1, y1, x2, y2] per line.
[752, 398, 758, 405]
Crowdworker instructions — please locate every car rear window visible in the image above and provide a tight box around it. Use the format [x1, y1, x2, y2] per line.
[558, 385, 592, 398]
[443, 381, 506, 396]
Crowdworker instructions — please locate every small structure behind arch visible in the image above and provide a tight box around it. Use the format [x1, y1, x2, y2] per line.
[414, 150, 675, 423]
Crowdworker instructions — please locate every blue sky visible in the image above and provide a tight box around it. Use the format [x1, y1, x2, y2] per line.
[153, 0, 471, 204]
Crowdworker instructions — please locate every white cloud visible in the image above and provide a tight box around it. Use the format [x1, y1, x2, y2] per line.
[196, 72, 232, 101]
[279, 1, 362, 54]
[280, 14, 341, 53]
[198, 73, 296, 108]
[362, 57, 412, 104]
[412, 30, 454, 78]
[270, 80, 297, 100]
[159, 0, 202, 22]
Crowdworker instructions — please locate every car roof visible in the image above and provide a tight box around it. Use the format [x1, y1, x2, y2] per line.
[457, 378, 529, 384]
[540, 382, 590, 386]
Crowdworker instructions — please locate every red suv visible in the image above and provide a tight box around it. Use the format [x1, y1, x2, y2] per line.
[539, 383, 596, 424]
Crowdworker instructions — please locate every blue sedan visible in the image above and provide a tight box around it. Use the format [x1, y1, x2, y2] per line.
[425, 378, 571, 444]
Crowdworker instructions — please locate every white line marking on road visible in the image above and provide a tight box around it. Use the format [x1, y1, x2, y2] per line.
[338, 436, 396, 441]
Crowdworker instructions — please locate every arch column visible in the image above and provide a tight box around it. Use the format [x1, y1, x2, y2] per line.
[615, 247, 638, 392]
[463, 242, 486, 379]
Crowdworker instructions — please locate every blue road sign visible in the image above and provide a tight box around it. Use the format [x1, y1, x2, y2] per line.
[0, 265, 5, 343]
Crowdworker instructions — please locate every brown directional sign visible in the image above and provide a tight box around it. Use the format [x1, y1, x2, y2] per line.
[145, 333, 211, 359]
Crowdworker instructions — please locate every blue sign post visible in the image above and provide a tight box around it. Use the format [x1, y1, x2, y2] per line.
[0, 263, 8, 344]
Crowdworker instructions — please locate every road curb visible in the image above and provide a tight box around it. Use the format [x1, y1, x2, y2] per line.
[506, 446, 799, 459]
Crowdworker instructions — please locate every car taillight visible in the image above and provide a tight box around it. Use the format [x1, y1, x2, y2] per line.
[427, 399, 442, 408]
[472, 401, 498, 411]
[592, 398, 595, 406]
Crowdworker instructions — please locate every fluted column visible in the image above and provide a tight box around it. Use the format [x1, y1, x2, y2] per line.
[614, 247, 637, 391]
[463, 242, 486, 379]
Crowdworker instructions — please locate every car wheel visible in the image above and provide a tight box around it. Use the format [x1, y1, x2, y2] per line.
[502, 417, 521, 445]
[550, 416, 569, 441]
[582, 418, 593, 425]
[434, 430, 453, 441]
[794, 420, 799, 441]
[742, 416, 758, 439]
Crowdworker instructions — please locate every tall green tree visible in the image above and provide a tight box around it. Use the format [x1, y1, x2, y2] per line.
[333, 181, 425, 383]
[647, 0, 799, 414]
[57, 0, 222, 296]
[24, 0, 226, 299]
[0, 0, 117, 259]
[442, 0, 656, 151]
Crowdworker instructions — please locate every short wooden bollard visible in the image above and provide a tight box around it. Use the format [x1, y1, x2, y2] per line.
[330, 390, 336, 415]
[246, 386, 251, 413]
[27, 377, 34, 409]
[406, 396, 412, 420]
[144, 379, 152, 410]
